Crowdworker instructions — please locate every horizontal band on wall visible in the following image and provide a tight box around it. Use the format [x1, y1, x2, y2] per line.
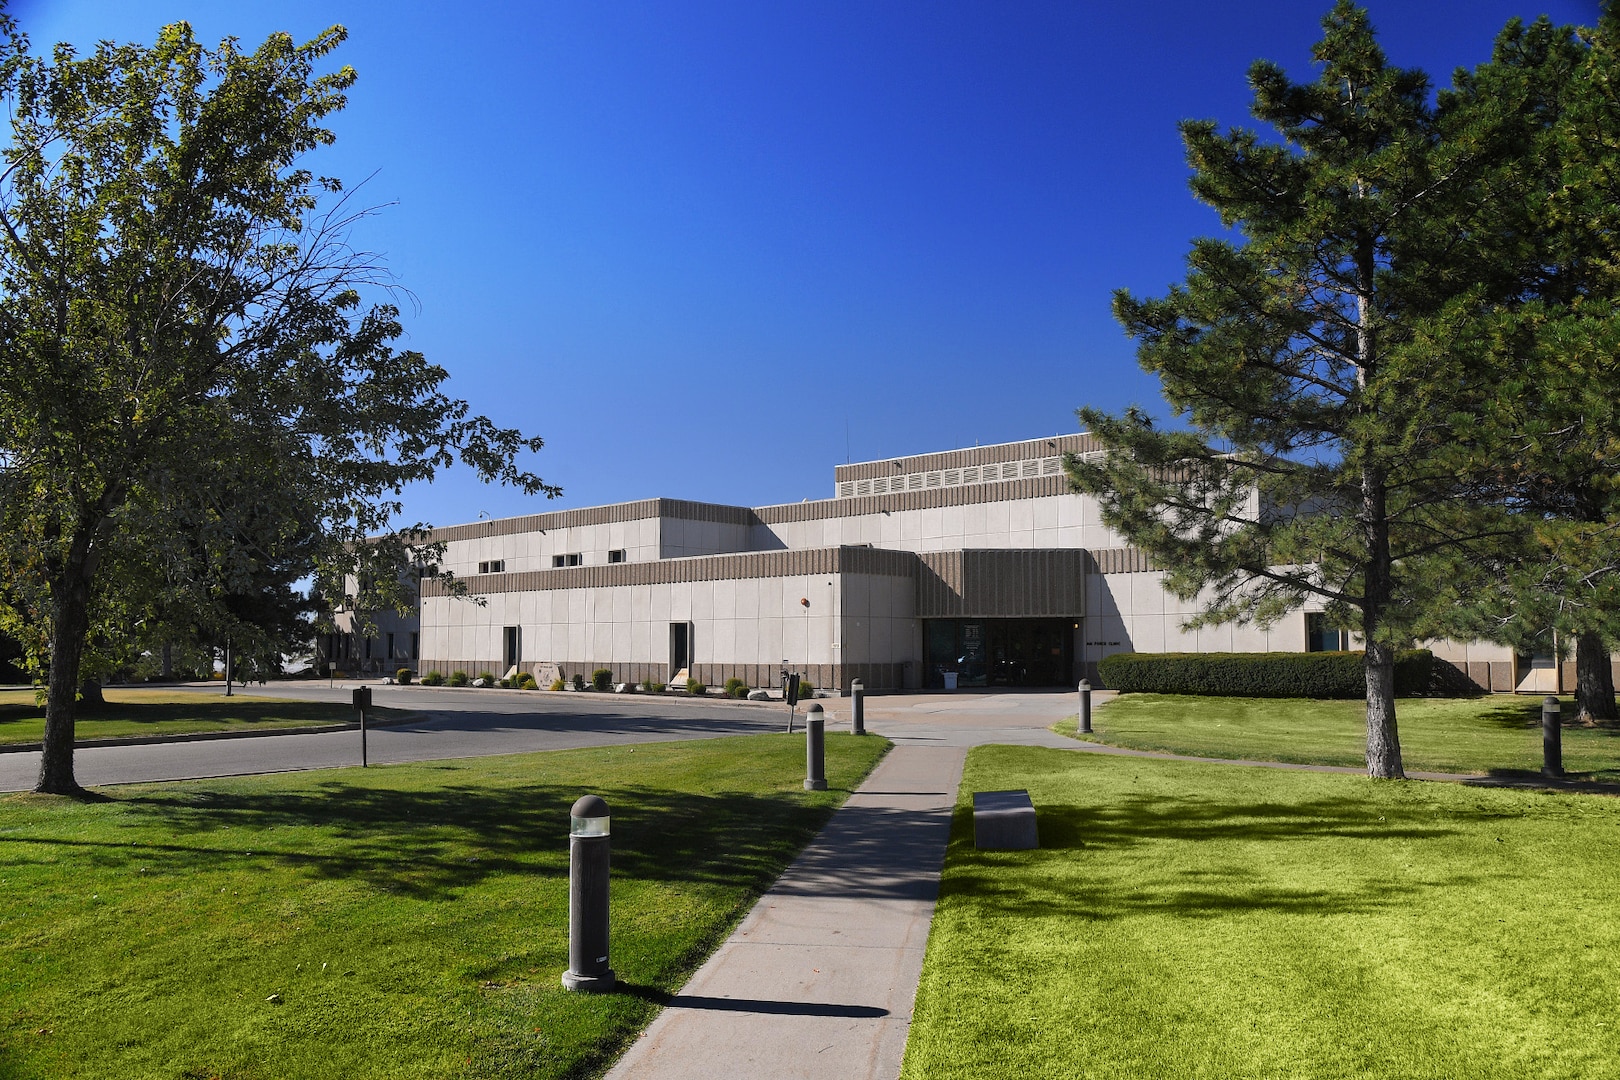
[424, 497, 755, 545]
[422, 545, 921, 596]
[752, 475, 1075, 524]
[833, 433, 1101, 483]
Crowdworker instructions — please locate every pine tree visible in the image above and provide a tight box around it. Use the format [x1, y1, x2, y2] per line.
[1067, 1, 1522, 778]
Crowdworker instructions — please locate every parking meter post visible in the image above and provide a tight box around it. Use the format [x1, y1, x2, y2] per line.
[851, 678, 865, 735]
[804, 704, 827, 791]
[1079, 680, 1092, 735]
[1542, 695, 1563, 778]
[785, 672, 801, 734]
[562, 795, 615, 992]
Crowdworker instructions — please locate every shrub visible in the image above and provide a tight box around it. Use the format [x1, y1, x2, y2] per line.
[549, 677, 566, 691]
[448, 671, 469, 688]
[476, 671, 496, 686]
[1096, 650, 1434, 699]
[724, 677, 748, 698]
[798, 677, 815, 699]
[572, 673, 586, 692]
[516, 672, 538, 690]
[421, 670, 445, 686]
[686, 677, 707, 696]
[640, 678, 657, 692]
[650, 681, 667, 694]
[592, 668, 613, 692]
[497, 676, 513, 689]
[395, 667, 413, 685]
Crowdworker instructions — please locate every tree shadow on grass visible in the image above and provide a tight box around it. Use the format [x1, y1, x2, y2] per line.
[940, 791, 1481, 922]
[0, 780, 844, 903]
[0, 698, 357, 729]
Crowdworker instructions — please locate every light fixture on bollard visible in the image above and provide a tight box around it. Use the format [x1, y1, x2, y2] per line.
[1079, 680, 1092, 735]
[562, 794, 615, 992]
[850, 678, 866, 736]
[804, 703, 827, 791]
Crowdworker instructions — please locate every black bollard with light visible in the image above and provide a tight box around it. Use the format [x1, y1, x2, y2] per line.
[851, 678, 866, 736]
[562, 794, 616, 992]
[352, 686, 371, 767]
[804, 703, 827, 791]
[1542, 695, 1563, 778]
[1079, 679, 1093, 735]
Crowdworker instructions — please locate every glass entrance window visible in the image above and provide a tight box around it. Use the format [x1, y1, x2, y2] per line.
[923, 618, 1074, 688]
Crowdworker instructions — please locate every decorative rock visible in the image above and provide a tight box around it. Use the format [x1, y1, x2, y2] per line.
[747, 689, 771, 701]
[615, 682, 632, 693]
[472, 677, 490, 688]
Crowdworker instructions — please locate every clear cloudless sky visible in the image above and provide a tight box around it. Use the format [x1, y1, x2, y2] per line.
[15, 0, 1604, 527]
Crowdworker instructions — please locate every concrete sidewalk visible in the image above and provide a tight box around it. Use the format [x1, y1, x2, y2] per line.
[604, 741, 967, 1080]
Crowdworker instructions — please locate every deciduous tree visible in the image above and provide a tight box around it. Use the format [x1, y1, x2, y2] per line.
[0, 18, 556, 795]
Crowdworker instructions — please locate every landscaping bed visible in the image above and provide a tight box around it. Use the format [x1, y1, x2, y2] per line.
[903, 746, 1620, 1079]
[0, 732, 889, 1078]
[1058, 693, 1620, 781]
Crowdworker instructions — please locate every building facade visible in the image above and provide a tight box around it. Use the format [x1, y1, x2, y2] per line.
[404, 433, 1423, 691]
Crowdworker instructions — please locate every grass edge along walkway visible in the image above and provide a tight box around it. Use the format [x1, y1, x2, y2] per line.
[901, 745, 1620, 1080]
[0, 731, 890, 1080]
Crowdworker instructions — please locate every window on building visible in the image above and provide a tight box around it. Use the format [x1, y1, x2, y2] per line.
[386, 632, 395, 660]
[553, 553, 581, 567]
[608, 549, 626, 563]
[1306, 612, 1349, 652]
[477, 560, 504, 574]
[410, 631, 419, 660]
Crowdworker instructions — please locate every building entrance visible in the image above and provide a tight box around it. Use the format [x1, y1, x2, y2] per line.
[923, 618, 1074, 688]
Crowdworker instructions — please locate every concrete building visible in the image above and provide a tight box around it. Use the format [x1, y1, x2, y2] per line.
[401, 432, 1415, 691]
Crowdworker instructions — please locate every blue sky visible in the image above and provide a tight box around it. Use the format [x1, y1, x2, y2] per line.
[19, 0, 1602, 525]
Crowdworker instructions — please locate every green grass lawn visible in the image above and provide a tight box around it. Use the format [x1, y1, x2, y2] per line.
[1057, 693, 1620, 780]
[904, 746, 1620, 1080]
[0, 732, 889, 1079]
[0, 688, 410, 746]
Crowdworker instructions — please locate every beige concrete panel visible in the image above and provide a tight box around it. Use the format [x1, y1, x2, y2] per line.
[1008, 500, 1034, 535]
[1087, 575, 1123, 620]
[940, 505, 965, 545]
[1130, 614, 1166, 655]
[984, 501, 1011, 539]
[669, 582, 692, 622]
[692, 582, 715, 622]
[711, 578, 737, 620]
[1129, 573, 1168, 617]
[1229, 623, 1273, 652]
[758, 617, 784, 665]
[712, 618, 737, 662]
[734, 581, 761, 620]
[1032, 497, 1060, 531]
[919, 507, 944, 541]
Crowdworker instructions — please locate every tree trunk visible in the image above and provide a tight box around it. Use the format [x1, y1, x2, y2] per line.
[1360, 465, 1405, 779]
[36, 559, 92, 795]
[1364, 638, 1405, 778]
[1575, 630, 1618, 725]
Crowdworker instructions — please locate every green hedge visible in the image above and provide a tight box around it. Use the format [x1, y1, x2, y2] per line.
[1096, 650, 1434, 699]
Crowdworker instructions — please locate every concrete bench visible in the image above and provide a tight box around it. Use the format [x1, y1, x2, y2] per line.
[973, 789, 1038, 850]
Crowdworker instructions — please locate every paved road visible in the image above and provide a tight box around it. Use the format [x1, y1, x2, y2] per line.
[0, 682, 806, 792]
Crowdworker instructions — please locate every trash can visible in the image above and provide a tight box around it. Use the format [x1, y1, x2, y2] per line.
[943, 671, 958, 690]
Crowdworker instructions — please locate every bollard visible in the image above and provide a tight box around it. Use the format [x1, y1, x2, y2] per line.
[1542, 695, 1563, 778]
[352, 686, 371, 767]
[1079, 679, 1093, 735]
[804, 704, 827, 791]
[562, 795, 616, 992]
[851, 678, 866, 736]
